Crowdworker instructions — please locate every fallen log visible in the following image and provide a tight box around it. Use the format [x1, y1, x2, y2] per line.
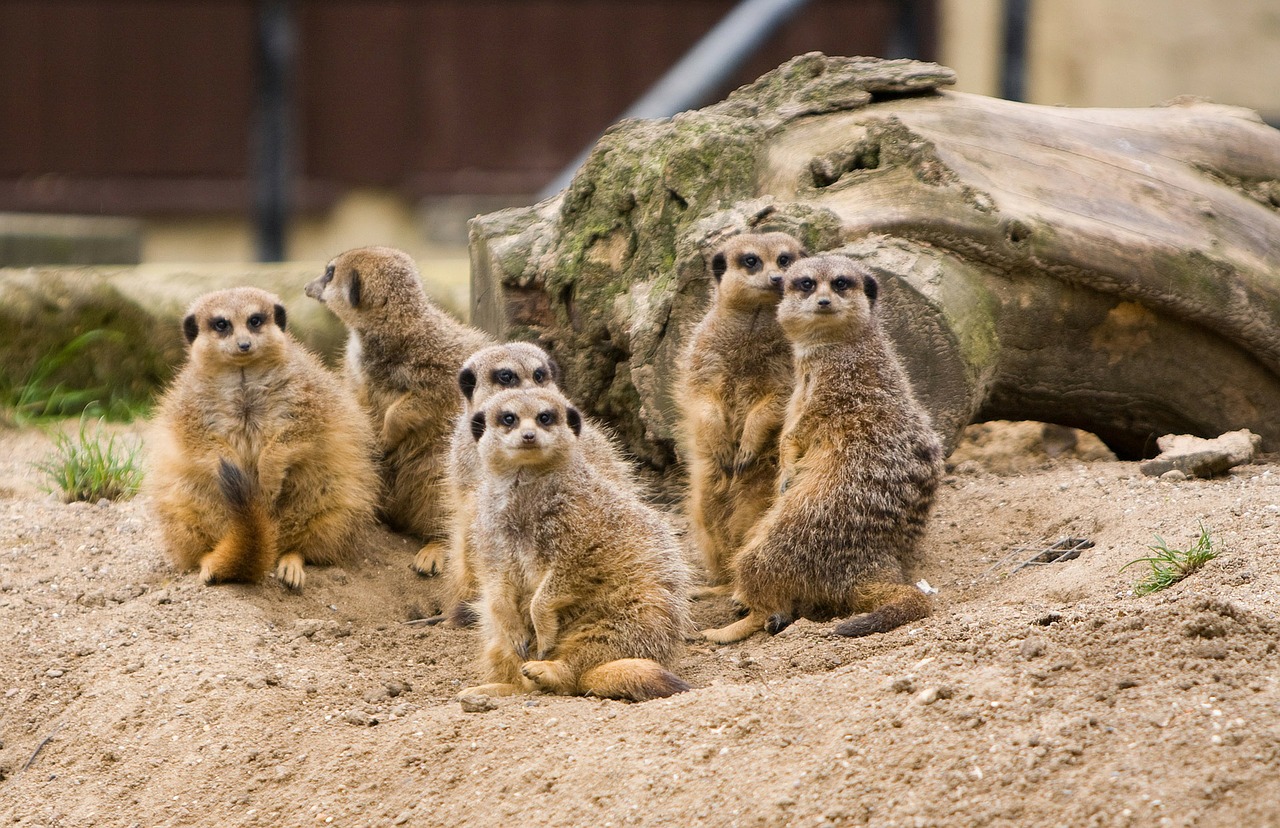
[469, 53, 1280, 468]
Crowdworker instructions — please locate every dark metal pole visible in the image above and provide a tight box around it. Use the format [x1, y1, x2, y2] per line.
[253, 0, 294, 262]
[886, 0, 925, 60]
[1000, 0, 1029, 102]
[538, 0, 815, 200]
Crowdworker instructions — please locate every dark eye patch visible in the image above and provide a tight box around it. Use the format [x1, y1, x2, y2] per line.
[212, 317, 231, 334]
[493, 368, 518, 386]
[536, 410, 557, 427]
[739, 253, 762, 273]
[248, 314, 264, 328]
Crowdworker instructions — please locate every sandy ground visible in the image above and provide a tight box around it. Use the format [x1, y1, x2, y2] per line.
[1, 419, 1278, 827]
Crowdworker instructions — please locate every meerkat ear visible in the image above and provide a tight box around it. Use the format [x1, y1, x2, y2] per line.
[797, 247, 810, 259]
[863, 274, 879, 308]
[711, 253, 728, 283]
[546, 357, 561, 384]
[470, 411, 487, 442]
[182, 314, 199, 344]
[347, 270, 361, 308]
[458, 367, 477, 401]
[273, 303, 287, 331]
[566, 407, 582, 437]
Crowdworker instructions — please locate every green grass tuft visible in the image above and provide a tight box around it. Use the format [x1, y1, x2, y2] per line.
[35, 416, 144, 503]
[7, 330, 150, 425]
[1122, 523, 1219, 595]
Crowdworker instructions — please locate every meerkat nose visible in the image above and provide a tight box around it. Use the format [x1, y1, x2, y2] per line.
[521, 430, 537, 442]
[769, 273, 783, 286]
[238, 340, 252, 352]
[817, 297, 831, 307]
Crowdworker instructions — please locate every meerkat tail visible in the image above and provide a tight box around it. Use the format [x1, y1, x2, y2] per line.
[578, 659, 691, 702]
[202, 459, 277, 583]
[831, 582, 932, 638]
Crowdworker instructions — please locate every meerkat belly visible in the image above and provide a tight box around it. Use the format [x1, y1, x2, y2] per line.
[210, 382, 284, 468]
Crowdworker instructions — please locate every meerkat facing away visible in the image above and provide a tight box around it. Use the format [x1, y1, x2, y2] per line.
[678, 231, 806, 595]
[305, 246, 493, 576]
[460, 387, 691, 701]
[436, 342, 636, 627]
[147, 287, 378, 590]
[702, 255, 943, 644]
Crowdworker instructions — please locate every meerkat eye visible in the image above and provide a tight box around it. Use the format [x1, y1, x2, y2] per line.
[213, 318, 230, 332]
[321, 264, 334, 285]
[532, 368, 547, 383]
[499, 412, 517, 427]
[796, 278, 816, 293]
[496, 368, 516, 386]
[741, 254, 761, 270]
[247, 314, 264, 329]
[777, 254, 793, 268]
[536, 410, 556, 427]
[831, 278, 851, 292]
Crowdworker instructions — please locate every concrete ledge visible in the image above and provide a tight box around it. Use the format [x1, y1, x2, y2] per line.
[0, 259, 469, 415]
[0, 213, 143, 266]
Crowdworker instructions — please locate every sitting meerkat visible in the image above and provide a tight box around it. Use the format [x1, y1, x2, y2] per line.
[305, 245, 493, 576]
[461, 387, 691, 701]
[437, 342, 635, 627]
[702, 254, 943, 644]
[147, 287, 378, 590]
[678, 231, 806, 595]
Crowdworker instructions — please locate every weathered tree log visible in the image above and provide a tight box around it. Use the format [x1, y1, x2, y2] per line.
[469, 53, 1280, 469]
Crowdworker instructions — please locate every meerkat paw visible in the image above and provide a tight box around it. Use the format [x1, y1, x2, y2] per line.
[731, 448, 759, 476]
[521, 660, 575, 694]
[274, 553, 305, 590]
[765, 613, 793, 635]
[197, 556, 220, 585]
[458, 682, 524, 698]
[411, 541, 447, 577]
[702, 611, 766, 644]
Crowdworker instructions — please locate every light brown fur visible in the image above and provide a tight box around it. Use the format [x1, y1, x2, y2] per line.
[305, 246, 493, 575]
[702, 255, 943, 644]
[147, 287, 378, 590]
[678, 232, 805, 594]
[461, 388, 691, 701]
[439, 343, 636, 627]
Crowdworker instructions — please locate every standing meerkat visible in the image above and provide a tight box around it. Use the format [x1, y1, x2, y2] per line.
[678, 231, 806, 594]
[147, 287, 378, 590]
[437, 342, 635, 626]
[461, 387, 691, 701]
[305, 246, 493, 576]
[702, 255, 943, 644]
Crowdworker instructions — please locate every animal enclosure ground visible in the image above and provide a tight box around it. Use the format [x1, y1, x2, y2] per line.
[1, 420, 1278, 827]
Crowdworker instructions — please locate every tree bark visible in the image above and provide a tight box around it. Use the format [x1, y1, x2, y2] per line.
[469, 53, 1280, 469]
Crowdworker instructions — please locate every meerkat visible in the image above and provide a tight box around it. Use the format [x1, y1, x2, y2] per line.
[436, 342, 636, 626]
[460, 387, 691, 701]
[305, 246, 493, 576]
[147, 287, 378, 590]
[702, 255, 943, 644]
[677, 231, 806, 594]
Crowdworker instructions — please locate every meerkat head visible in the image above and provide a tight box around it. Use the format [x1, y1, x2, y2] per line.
[182, 287, 289, 368]
[470, 387, 582, 474]
[777, 255, 879, 346]
[304, 246, 426, 328]
[709, 232, 807, 311]
[457, 342, 560, 411]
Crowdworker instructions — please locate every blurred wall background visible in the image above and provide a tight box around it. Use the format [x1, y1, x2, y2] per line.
[1, 0, 1275, 266]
